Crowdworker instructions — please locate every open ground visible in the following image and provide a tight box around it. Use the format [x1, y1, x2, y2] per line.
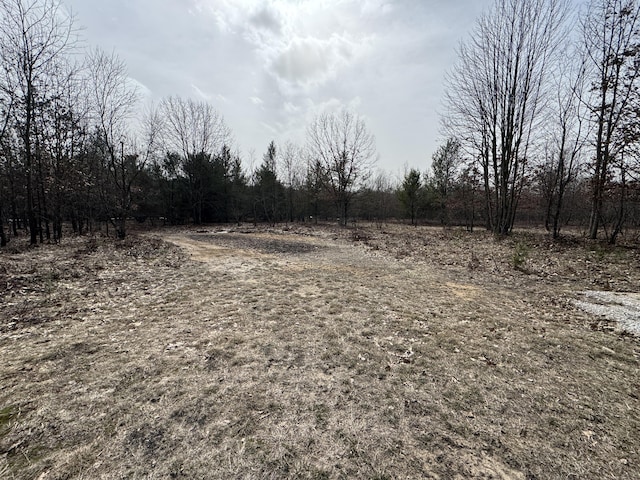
[1, 223, 639, 479]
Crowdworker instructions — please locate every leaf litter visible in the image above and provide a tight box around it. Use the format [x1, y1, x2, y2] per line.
[0, 224, 638, 479]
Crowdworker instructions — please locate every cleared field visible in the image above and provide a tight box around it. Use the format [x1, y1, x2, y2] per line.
[1, 224, 639, 479]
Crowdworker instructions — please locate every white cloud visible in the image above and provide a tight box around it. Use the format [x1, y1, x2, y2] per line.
[191, 84, 212, 101]
[256, 95, 367, 150]
[193, 0, 374, 94]
[127, 77, 152, 98]
[260, 121, 278, 134]
[360, 0, 394, 17]
[66, 0, 494, 173]
[283, 101, 299, 114]
[304, 97, 362, 118]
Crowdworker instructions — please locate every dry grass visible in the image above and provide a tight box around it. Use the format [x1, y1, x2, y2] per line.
[1, 224, 639, 479]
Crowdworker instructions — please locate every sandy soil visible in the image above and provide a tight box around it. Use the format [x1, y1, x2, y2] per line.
[575, 291, 640, 335]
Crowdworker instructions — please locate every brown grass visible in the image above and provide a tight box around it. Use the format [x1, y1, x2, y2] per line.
[1, 223, 639, 479]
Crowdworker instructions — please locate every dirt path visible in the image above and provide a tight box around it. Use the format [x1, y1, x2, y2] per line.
[166, 229, 484, 286]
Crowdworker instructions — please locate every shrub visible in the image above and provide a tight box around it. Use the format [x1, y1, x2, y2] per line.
[512, 241, 529, 271]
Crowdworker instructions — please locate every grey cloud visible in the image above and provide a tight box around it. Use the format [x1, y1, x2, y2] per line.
[272, 38, 330, 83]
[269, 35, 359, 88]
[249, 4, 282, 33]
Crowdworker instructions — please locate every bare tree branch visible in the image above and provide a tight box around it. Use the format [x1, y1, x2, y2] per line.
[306, 109, 376, 226]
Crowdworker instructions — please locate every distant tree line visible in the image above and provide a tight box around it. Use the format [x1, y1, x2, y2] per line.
[1, 0, 640, 248]
[396, 138, 604, 233]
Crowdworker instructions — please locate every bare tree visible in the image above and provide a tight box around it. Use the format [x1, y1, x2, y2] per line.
[458, 164, 482, 231]
[582, 0, 640, 241]
[0, 0, 76, 244]
[159, 96, 231, 224]
[0, 92, 12, 246]
[443, 0, 569, 234]
[306, 109, 376, 226]
[35, 58, 86, 241]
[86, 48, 142, 239]
[303, 158, 323, 223]
[160, 96, 230, 161]
[539, 42, 589, 238]
[0, 123, 21, 239]
[280, 140, 304, 223]
[370, 170, 396, 228]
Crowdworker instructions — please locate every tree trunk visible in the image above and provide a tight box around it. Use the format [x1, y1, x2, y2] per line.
[609, 169, 626, 245]
[117, 216, 126, 240]
[340, 195, 349, 227]
[0, 201, 6, 247]
[26, 102, 38, 245]
[588, 163, 604, 240]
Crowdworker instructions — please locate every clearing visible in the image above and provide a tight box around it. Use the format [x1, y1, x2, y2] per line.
[0, 223, 639, 479]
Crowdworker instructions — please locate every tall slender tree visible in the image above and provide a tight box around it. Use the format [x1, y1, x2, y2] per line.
[86, 48, 148, 238]
[0, 94, 12, 245]
[0, 0, 76, 244]
[254, 141, 284, 224]
[582, 0, 640, 241]
[539, 47, 588, 239]
[280, 141, 304, 223]
[444, 0, 569, 234]
[398, 168, 422, 226]
[159, 96, 231, 224]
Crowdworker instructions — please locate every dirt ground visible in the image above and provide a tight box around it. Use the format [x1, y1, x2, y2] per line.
[0, 223, 639, 479]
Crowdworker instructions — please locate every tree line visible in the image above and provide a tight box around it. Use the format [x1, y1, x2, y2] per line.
[443, 0, 640, 243]
[0, 0, 383, 245]
[1, 0, 640, 247]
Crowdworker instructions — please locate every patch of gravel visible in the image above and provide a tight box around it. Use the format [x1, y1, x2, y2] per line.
[575, 291, 640, 335]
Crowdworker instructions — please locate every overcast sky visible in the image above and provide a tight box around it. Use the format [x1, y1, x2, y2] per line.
[65, 0, 494, 176]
